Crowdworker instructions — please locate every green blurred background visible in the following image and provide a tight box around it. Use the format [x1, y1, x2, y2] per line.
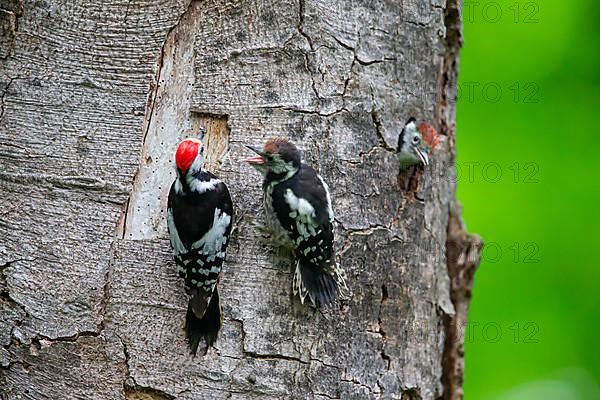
[457, 0, 600, 399]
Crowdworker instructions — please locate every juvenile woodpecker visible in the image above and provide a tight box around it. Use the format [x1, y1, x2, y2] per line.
[244, 139, 346, 308]
[397, 117, 440, 170]
[167, 137, 233, 355]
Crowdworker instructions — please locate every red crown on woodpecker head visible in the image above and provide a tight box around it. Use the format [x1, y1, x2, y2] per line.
[175, 138, 202, 173]
[418, 123, 441, 149]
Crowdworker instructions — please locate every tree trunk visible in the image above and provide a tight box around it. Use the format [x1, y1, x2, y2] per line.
[0, 1, 481, 399]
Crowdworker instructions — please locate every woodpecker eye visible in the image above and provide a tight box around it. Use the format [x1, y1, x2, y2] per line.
[265, 154, 274, 162]
[412, 135, 421, 145]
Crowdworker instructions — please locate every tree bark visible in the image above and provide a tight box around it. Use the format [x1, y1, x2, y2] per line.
[0, 1, 481, 399]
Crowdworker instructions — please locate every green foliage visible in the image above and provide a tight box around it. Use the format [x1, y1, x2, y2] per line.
[457, 1, 600, 399]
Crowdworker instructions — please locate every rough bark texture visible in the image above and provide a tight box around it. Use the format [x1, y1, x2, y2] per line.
[0, 1, 480, 399]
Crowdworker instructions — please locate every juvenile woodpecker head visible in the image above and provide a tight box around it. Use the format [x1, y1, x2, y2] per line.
[175, 137, 205, 177]
[397, 118, 440, 170]
[244, 138, 301, 177]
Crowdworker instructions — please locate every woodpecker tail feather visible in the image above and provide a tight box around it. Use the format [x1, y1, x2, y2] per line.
[185, 288, 222, 356]
[294, 260, 343, 308]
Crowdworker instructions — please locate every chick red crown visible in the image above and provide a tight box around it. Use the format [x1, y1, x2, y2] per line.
[417, 123, 441, 149]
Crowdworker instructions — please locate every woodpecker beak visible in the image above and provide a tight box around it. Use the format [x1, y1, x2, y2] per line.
[197, 127, 207, 141]
[244, 145, 266, 165]
[414, 146, 429, 167]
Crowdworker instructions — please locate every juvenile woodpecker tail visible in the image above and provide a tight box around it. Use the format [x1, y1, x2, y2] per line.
[185, 288, 223, 356]
[294, 260, 347, 308]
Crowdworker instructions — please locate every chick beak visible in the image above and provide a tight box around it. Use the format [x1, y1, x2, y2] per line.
[414, 146, 429, 167]
[244, 145, 266, 165]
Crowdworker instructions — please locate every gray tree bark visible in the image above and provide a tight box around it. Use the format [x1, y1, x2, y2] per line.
[0, 1, 481, 399]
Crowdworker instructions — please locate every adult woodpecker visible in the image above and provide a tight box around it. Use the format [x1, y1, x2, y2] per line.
[244, 139, 346, 308]
[166, 137, 233, 355]
[397, 117, 440, 170]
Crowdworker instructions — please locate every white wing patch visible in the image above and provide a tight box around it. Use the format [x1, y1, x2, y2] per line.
[284, 188, 320, 240]
[317, 174, 334, 222]
[167, 208, 186, 256]
[284, 189, 316, 220]
[190, 208, 232, 255]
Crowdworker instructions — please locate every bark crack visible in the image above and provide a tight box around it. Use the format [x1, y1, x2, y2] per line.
[297, 0, 322, 107]
[377, 284, 391, 370]
[0, 76, 17, 123]
[259, 104, 348, 118]
[117, 333, 176, 400]
[330, 33, 396, 66]
[341, 377, 376, 395]
[336, 99, 398, 171]
[98, 241, 118, 337]
[0, 171, 129, 198]
[35, 330, 101, 343]
[313, 390, 340, 400]
[337, 221, 404, 244]
[370, 91, 396, 152]
[234, 317, 306, 364]
[373, 283, 391, 398]
[123, 0, 132, 25]
[0, 258, 109, 377]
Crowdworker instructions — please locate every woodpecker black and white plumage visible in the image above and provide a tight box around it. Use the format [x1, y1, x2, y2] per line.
[166, 137, 233, 355]
[244, 139, 346, 308]
[397, 117, 440, 170]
